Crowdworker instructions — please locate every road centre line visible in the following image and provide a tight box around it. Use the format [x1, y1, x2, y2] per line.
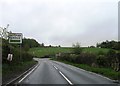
[59, 71, 73, 85]
[52, 65, 73, 85]
[53, 66, 58, 70]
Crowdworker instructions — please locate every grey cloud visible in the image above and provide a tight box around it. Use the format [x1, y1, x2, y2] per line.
[0, 0, 118, 47]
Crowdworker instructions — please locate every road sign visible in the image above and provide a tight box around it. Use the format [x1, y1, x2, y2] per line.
[7, 54, 13, 61]
[9, 33, 23, 44]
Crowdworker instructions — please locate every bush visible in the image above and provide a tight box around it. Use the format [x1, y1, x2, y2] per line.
[57, 52, 96, 66]
[72, 42, 82, 54]
[96, 55, 107, 67]
[106, 49, 116, 67]
[69, 54, 78, 63]
[78, 52, 96, 65]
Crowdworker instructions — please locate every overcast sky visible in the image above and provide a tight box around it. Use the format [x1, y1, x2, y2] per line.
[0, 0, 119, 47]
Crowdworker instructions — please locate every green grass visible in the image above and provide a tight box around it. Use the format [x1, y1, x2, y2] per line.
[29, 47, 73, 57]
[29, 47, 111, 57]
[51, 59, 119, 80]
[82, 48, 110, 54]
[2, 60, 37, 83]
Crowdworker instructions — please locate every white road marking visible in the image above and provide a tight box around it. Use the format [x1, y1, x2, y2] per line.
[53, 66, 58, 70]
[18, 64, 39, 83]
[59, 71, 73, 85]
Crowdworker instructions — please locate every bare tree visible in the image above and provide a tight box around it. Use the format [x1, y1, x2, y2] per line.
[0, 24, 9, 39]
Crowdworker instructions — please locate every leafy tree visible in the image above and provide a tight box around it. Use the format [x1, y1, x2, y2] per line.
[72, 42, 82, 54]
[22, 38, 40, 49]
[41, 43, 44, 47]
[49, 45, 52, 47]
[24, 44, 29, 51]
[96, 40, 120, 50]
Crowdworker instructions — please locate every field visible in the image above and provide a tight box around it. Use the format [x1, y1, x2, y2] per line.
[83, 48, 110, 54]
[29, 47, 111, 57]
[29, 47, 73, 57]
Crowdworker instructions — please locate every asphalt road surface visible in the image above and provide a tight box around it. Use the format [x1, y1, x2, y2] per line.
[18, 58, 118, 85]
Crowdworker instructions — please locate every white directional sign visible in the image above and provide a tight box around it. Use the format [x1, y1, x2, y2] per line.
[9, 33, 23, 44]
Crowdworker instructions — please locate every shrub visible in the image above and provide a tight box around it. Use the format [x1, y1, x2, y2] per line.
[57, 53, 70, 61]
[106, 49, 116, 67]
[96, 55, 107, 67]
[72, 42, 82, 54]
[78, 52, 96, 65]
[57, 52, 96, 66]
[69, 54, 78, 63]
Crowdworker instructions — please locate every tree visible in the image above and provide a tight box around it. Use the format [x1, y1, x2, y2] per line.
[49, 45, 52, 47]
[22, 38, 40, 48]
[24, 44, 29, 51]
[72, 42, 82, 54]
[96, 40, 120, 50]
[41, 43, 44, 47]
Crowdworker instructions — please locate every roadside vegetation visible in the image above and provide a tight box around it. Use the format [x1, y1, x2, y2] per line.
[2, 61, 37, 83]
[2, 38, 39, 83]
[51, 41, 120, 80]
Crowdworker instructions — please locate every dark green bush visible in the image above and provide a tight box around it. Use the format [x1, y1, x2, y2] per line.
[96, 55, 107, 67]
[57, 52, 96, 66]
[69, 54, 78, 63]
[106, 49, 116, 67]
[78, 52, 96, 65]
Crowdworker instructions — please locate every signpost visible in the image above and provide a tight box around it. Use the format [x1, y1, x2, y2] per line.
[8, 33, 23, 62]
[9, 33, 23, 44]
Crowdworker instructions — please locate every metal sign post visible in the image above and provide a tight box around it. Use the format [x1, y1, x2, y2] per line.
[8, 33, 23, 62]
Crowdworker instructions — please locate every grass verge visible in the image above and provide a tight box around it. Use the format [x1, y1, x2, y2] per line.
[2, 60, 37, 83]
[51, 58, 120, 80]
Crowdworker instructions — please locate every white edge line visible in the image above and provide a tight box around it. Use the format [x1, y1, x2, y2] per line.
[59, 71, 73, 85]
[18, 64, 39, 83]
[53, 66, 58, 70]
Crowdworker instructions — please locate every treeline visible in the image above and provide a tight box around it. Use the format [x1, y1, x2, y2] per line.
[22, 38, 40, 51]
[97, 40, 120, 50]
[2, 38, 41, 64]
[22, 38, 61, 51]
